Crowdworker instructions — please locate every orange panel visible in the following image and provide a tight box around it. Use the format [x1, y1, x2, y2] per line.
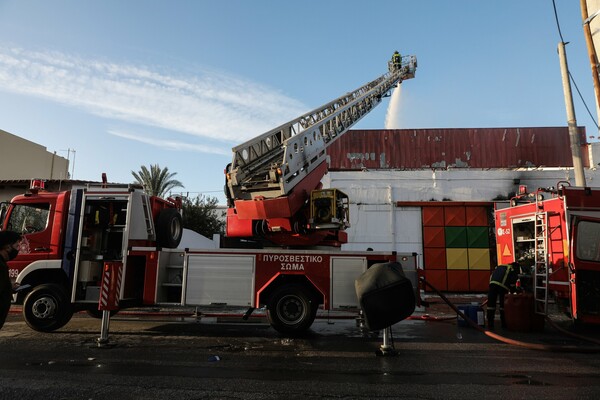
[447, 270, 470, 291]
[423, 226, 445, 247]
[466, 206, 489, 226]
[423, 247, 447, 269]
[469, 270, 491, 292]
[444, 206, 466, 226]
[423, 207, 444, 226]
[423, 270, 447, 292]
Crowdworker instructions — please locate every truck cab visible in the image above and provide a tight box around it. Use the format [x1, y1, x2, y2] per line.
[1, 181, 183, 332]
[2, 186, 71, 288]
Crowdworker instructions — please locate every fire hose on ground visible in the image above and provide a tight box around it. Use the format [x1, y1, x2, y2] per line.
[419, 276, 600, 353]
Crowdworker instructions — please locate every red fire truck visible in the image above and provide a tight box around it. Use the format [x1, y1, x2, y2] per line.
[1, 56, 419, 335]
[494, 183, 600, 325]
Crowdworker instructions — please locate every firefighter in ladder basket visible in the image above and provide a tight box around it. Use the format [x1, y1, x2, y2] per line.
[391, 51, 401, 71]
[486, 262, 520, 329]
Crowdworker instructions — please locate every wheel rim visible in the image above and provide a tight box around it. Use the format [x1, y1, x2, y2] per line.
[31, 295, 57, 319]
[276, 295, 307, 324]
[169, 218, 182, 241]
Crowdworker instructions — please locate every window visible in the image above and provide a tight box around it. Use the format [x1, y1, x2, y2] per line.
[7, 203, 50, 234]
[576, 220, 600, 262]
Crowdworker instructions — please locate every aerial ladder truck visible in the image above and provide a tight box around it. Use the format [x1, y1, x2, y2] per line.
[225, 56, 417, 248]
[3, 56, 418, 337]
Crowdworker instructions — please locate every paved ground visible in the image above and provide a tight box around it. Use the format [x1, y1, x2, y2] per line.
[1, 295, 600, 399]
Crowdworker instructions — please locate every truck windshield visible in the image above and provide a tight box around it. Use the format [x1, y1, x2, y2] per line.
[6, 203, 51, 234]
[575, 220, 600, 262]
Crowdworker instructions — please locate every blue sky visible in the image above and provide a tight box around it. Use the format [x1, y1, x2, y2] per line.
[0, 1, 595, 203]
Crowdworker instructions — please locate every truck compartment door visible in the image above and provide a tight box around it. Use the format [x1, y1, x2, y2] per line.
[184, 254, 255, 306]
[330, 257, 366, 309]
[71, 195, 130, 303]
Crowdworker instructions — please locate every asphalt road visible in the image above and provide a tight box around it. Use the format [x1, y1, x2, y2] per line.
[1, 306, 600, 400]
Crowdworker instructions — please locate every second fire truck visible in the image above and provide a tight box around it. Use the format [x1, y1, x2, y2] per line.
[495, 183, 600, 325]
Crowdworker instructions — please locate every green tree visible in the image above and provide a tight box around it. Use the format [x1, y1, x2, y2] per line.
[131, 164, 184, 197]
[181, 195, 225, 238]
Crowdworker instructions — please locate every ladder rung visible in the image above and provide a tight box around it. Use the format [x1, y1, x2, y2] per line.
[533, 211, 550, 316]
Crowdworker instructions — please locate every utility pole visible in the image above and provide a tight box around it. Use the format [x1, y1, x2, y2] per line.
[581, 0, 600, 126]
[558, 41, 586, 187]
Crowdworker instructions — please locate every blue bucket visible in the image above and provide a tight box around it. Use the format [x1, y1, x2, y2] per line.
[457, 304, 484, 327]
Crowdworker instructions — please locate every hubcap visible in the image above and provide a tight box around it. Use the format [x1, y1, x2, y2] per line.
[32, 296, 57, 319]
[278, 296, 305, 323]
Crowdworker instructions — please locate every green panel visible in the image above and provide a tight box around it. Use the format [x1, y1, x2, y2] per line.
[445, 226, 467, 248]
[467, 226, 489, 248]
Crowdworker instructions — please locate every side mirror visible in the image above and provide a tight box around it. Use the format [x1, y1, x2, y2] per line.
[0, 202, 8, 229]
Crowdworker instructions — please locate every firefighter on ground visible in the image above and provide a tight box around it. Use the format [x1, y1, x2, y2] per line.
[486, 261, 520, 329]
[392, 51, 401, 71]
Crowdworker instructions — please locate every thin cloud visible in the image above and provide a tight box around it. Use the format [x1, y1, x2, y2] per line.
[108, 129, 230, 156]
[0, 45, 307, 143]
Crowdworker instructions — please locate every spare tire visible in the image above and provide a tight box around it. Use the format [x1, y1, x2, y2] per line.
[156, 208, 183, 248]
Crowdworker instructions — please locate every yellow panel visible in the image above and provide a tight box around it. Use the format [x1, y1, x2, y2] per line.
[446, 248, 468, 270]
[468, 248, 491, 270]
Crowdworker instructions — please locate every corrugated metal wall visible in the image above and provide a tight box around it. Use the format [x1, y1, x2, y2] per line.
[327, 127, 589, 170]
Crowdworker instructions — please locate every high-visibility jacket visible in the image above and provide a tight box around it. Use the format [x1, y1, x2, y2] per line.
[489, 264, 518, 291]
[392, 53, 401, 64]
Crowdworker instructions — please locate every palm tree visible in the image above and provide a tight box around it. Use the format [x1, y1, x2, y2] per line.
[132, 164, 184, 197]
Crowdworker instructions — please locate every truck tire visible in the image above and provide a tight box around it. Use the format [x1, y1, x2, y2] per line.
[156, 208, 183, 248]
[267, 285, 318, 335]
[23, 284, 73, 332]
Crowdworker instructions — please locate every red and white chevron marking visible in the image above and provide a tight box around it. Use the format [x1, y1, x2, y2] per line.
[99, 263, 123, 310]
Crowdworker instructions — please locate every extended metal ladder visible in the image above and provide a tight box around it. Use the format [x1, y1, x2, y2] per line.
[534, 212, 549, 315]
[227, 56, 418, 201]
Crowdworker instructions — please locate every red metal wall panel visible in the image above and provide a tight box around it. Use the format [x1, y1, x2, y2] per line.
[327, 127, 589, 170]
[423, 226, 445, 247]
[444, 206, 466, 226]
[447, 270, 470, 291]
[466, 206, 489, 226]
[423, 270, 447, 291]
[469, 270, 491, 292]
[423, 247, 447, 269]
[422, 206, 444, 226]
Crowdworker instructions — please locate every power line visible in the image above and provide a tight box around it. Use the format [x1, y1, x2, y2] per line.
[552, 0, 565, 43]
[570, 71, 599, 129]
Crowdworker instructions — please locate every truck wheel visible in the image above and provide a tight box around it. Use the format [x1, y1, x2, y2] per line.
[267, 285, 318, 335]
[157, 208, 183, 248]
[23, 284, 73, 332]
